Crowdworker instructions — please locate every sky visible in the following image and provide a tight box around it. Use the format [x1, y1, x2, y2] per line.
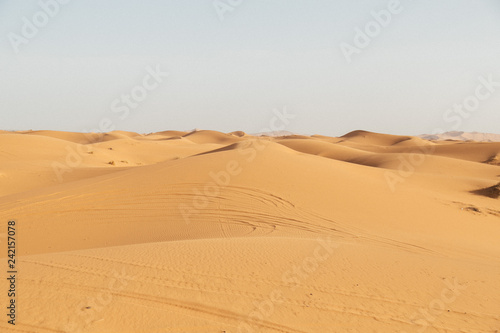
[0, 0, 499, 136]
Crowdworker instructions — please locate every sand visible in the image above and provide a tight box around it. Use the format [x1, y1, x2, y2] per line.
[0, 129, 499, 332]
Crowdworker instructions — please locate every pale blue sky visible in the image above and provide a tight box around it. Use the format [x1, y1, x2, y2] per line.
[1, 0, 499, 135]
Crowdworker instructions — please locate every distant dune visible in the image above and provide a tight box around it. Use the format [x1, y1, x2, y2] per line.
[1, 129, 499, 332]
[420, 131, 500, 142]
[251, 130, 296, 137]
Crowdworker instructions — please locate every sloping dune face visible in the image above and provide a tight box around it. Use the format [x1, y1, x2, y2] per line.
[1, 130, 499, 333]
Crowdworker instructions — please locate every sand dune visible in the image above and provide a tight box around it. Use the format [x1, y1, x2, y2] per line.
[340, 130, 416, 146]
[149, 130, 190, 138]
[1, 130, 499, 332]
[182, 130, 246, 144]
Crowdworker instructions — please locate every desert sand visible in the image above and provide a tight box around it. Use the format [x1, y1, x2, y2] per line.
[1, 129, 499, 333]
